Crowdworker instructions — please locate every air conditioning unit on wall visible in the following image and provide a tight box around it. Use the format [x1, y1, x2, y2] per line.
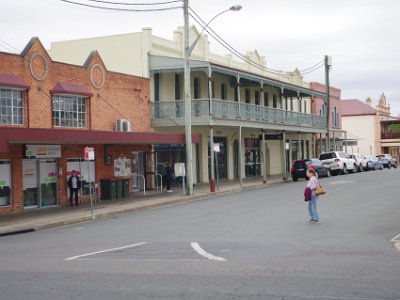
[116, 119, 131, 132]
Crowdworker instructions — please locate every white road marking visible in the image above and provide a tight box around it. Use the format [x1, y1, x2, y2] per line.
[390, 234, 400, 242]
[190, 242, 226, 262]
[65, 242, 147, 261]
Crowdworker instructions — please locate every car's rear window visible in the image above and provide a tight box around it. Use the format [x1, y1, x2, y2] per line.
[294, 161, 306, 168]
[320, 153, 336, 160]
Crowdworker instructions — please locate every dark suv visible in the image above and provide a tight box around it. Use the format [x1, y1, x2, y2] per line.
[376, 154, 397, 169]
[290, 158, 330, 182]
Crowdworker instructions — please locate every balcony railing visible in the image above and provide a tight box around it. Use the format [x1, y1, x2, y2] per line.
[381, 132, 400, 139]
[153, 98, 326, 128]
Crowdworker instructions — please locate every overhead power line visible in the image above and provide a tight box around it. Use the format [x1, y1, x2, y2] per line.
[85, 0, 183, 5]
[188, 7, 324, 77]
[57, 0, 182, 11]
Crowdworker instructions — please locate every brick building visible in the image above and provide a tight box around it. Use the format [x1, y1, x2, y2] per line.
[0, 38, 196, 215]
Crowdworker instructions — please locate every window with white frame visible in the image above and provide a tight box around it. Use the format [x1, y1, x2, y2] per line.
[52, 95, 87, 128]
[0, 88, 23, 125]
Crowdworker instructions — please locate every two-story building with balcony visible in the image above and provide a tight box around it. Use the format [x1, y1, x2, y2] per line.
[48, 26, 328, 184]
[342, 94, 400, 158]
[0, 38, 194, 215]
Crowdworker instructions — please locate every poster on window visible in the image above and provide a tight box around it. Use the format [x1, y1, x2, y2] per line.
[0, 161, 11, 188]
[23, 160, 38, 189]
[114, 156, 131, 177]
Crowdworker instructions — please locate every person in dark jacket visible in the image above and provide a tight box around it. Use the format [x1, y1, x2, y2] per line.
[164, 161, 173, 192]
[67, 170, 81, 207]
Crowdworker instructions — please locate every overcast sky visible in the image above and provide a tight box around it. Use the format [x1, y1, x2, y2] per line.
[2, 0, 400, 116]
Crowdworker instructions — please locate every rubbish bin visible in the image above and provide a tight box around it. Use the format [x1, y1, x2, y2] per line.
[122, 178, 130, 197]
[101, 179, 116, 200]
[116, 178, 123, 199]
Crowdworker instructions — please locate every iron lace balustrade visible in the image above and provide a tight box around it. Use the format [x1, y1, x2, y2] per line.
[152, 99, 326, 128]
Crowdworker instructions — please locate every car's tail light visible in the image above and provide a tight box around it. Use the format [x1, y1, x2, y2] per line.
[334, 158, 340, 162]
[290, 166, 295, 172]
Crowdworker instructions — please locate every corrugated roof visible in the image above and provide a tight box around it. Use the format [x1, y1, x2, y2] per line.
[342, 99, 376, 116]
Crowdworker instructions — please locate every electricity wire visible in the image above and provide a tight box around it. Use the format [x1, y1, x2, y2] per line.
[188, 7, 324, 76]
[85, 0, 183, 5]
[57, 0, 182, 11]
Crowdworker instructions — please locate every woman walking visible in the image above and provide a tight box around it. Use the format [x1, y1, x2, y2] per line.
[306, 168, 320, 224]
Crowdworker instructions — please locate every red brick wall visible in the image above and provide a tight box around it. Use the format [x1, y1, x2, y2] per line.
[0, 38, 152, 215]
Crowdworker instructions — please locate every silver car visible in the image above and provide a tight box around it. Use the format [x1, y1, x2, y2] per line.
[376, 154, 397, 169]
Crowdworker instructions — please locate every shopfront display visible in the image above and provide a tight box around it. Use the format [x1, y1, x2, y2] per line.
[0, 160, 11, 206]
[23, 159, 58, 208]
[245, 138, 260, 177]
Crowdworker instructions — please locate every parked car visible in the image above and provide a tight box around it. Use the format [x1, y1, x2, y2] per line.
[364, 155, 384, 170]
[319, 151, 356, 175]
[290, 158, 331, 181]
[376, 154, 397, 169]
[349, 153, 367, 171]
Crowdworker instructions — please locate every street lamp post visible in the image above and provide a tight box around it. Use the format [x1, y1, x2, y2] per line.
[183, 0, 241, 195]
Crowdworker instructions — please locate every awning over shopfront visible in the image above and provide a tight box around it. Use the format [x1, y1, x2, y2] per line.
[0, 127, 200, 152]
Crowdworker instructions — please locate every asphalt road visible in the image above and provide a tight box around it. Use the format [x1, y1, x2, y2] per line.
[1, 169, 400, 300]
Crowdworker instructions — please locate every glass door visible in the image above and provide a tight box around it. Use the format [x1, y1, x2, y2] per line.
[23, 160, 39, 207]
[39, 159, 58, 207]
[23, 159, 58, 208]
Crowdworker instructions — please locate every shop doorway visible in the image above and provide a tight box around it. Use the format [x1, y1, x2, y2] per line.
[23, 159, 58, 208]
[132, 152, 146, 191]
[233, 139, 239, 178]
[245, 138, 260, 177]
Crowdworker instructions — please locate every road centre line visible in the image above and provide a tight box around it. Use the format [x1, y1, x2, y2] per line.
[191, 242, 226, 262]
[65, 242, 147, 261]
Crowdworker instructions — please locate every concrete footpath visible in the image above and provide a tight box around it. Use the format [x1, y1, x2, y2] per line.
[0, 176, 286, 236]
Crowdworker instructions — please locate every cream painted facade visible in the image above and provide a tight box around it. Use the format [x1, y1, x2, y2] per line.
[342, 115, 380, 155]
[49, 26, 326, 184]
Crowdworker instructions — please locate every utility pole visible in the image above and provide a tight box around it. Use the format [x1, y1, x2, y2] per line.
[183, 0, 193, 195]
[325, 55, 331, 152]
[183, 1, 241, 195]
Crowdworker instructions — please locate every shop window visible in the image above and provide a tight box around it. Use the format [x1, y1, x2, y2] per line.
[53, 95, 87, 128]
[67, 159, 96, 196]
[0, 88, 23, 125]
[244, 138, 260, 177]
[0, 160, 11, 206]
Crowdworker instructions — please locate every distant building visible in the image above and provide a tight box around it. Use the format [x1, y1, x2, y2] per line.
[341, 94, 400, 157]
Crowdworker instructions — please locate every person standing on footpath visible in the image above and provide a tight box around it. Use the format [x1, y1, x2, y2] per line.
[306, 168, 320, 224]
[164, 161, 173, 192]
[67, 170, 81, 207]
